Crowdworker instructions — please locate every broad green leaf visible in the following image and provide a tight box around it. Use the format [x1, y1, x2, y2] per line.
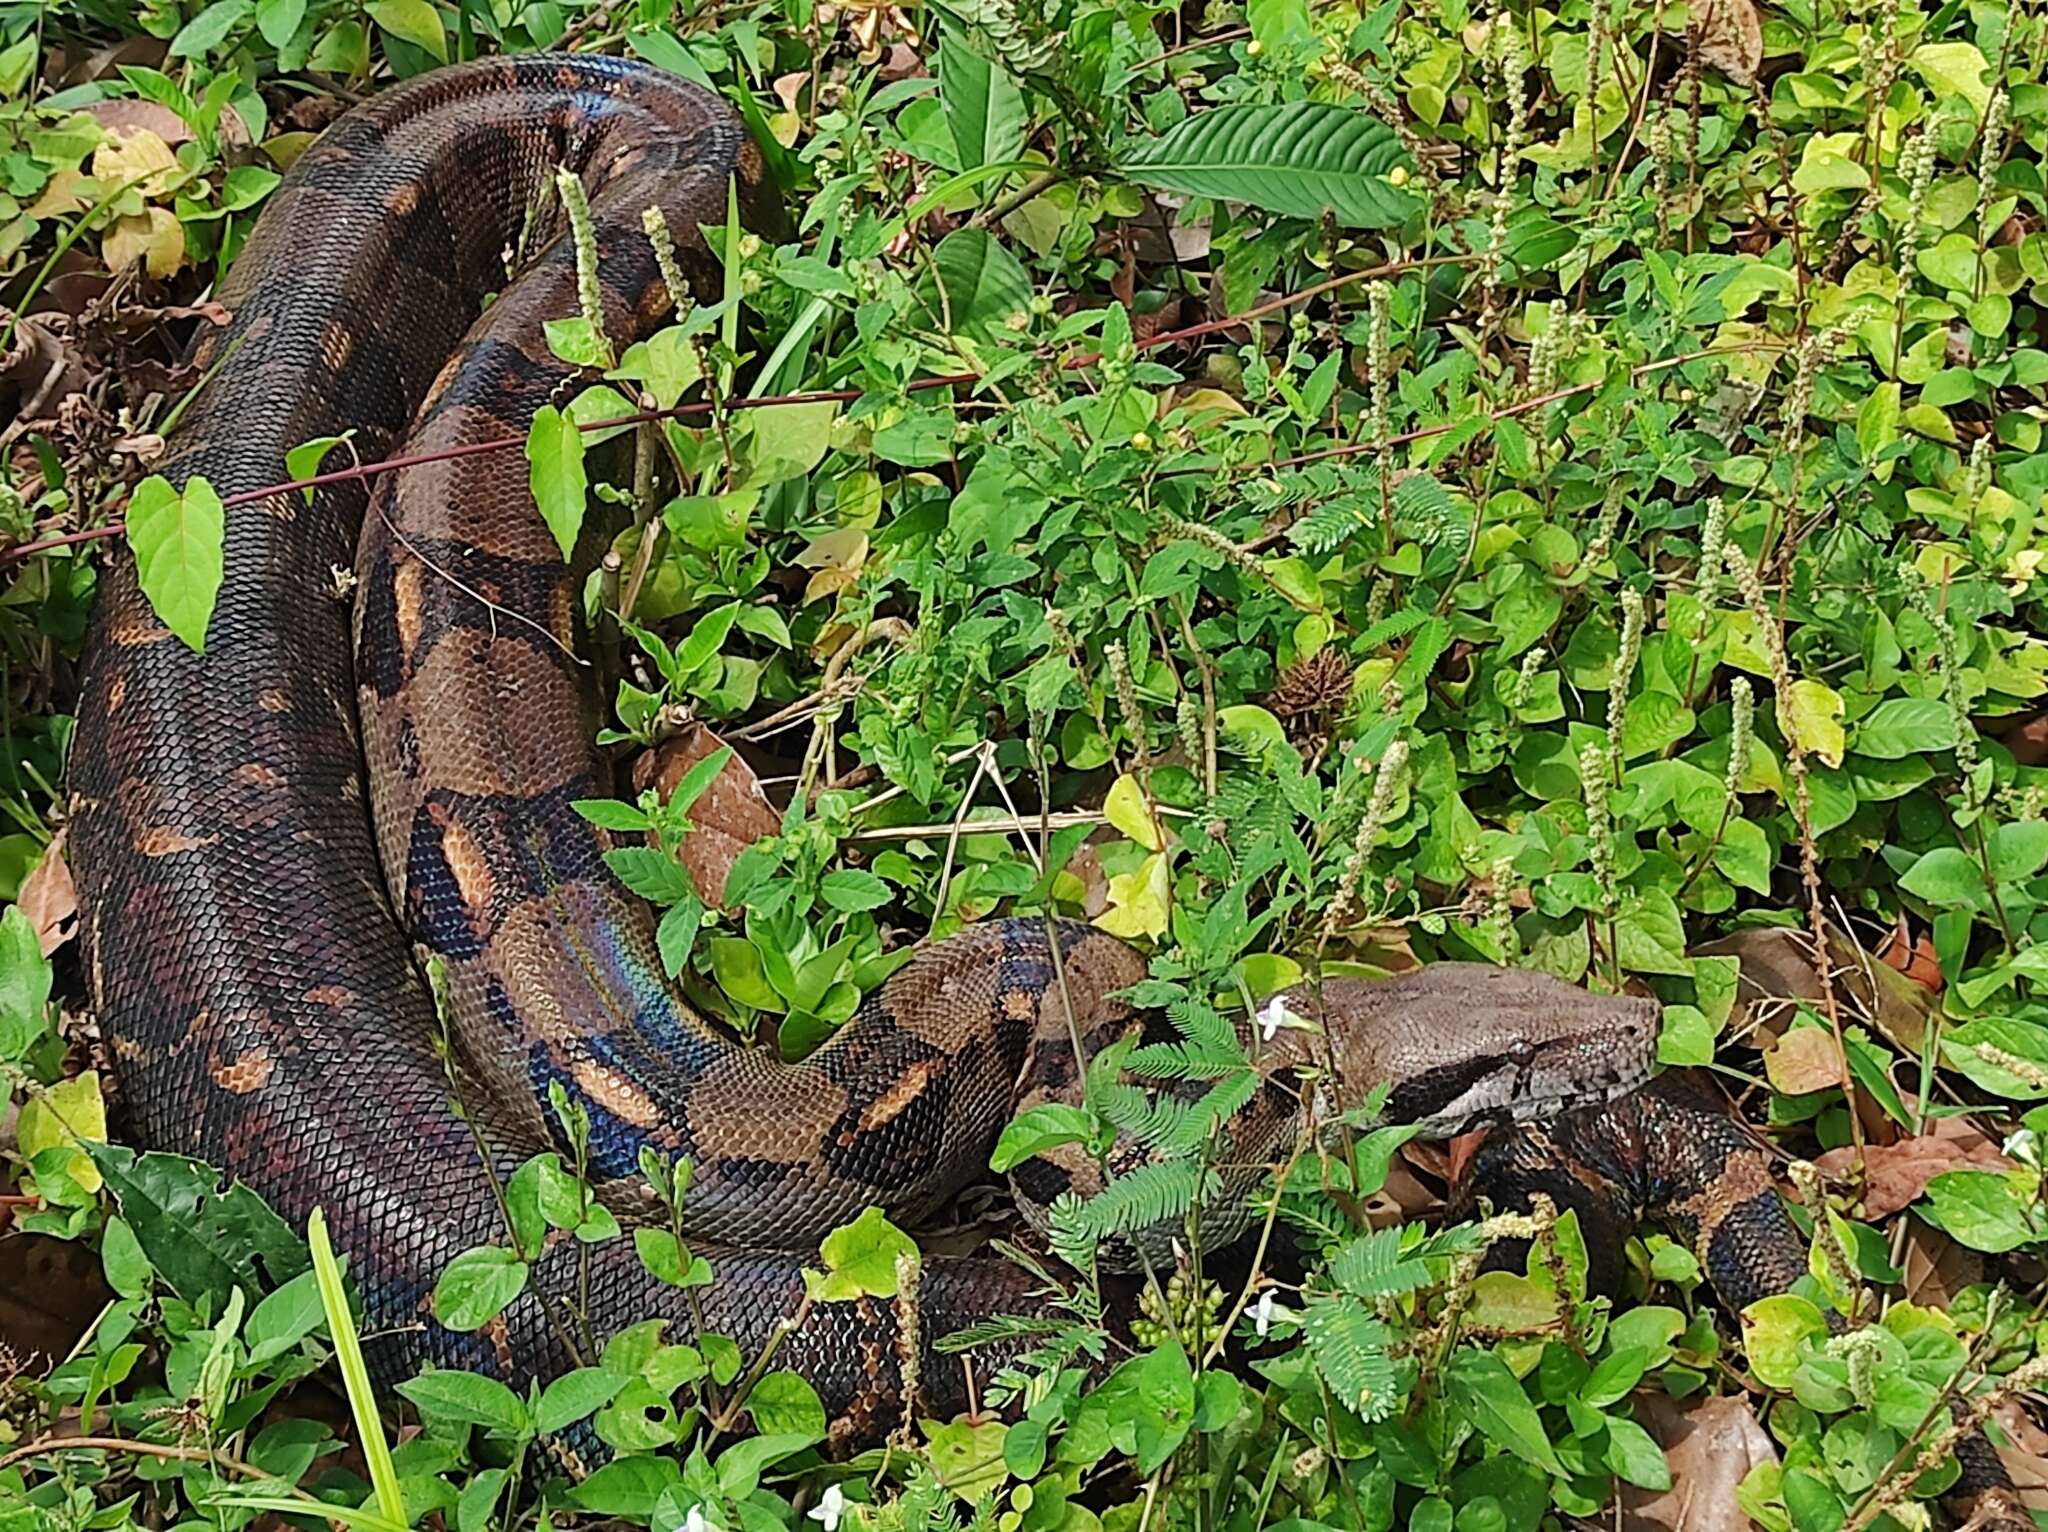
[990, 1103, 1099, 1173]
[805, 1206, 919, 1300]
[397, 1370, 530, 1434]
[1104, 772, 1165, 851]
[917, 227, 1032, 341]
[526, 406, 587, 561]
[1602, 1413, 1673, 1490]
[1990, 820, 2048, 882]
[740, 400, 837, 488]
[1120, 103, 1423, 229]
[1444, 1349, 1565, 1476]
[128, 474, 225, 652]
[366, 0, 447, 60]
[939, 26, 1026, 171]
[534, 1367, 628, 1435]
[1910, 41, 1992, 117]
[1852, 697, 1954, 757]
[19, 1072, 107, 1193]
[0, 903, 52, 1062]
[1740, 1294, 1827, 1387]
[1898, 847, 1983, 907]
[1856, 382, 1901, 479]
[746, 1372, 827, 1439]
[255, 0, 305, 47]
[1925, 1170, 2039, 1252]
[819, 868, 891, 911]
[284, 434, 351, 503]
[171, 0, 252, 56]
[431, 1245, 530, 1330]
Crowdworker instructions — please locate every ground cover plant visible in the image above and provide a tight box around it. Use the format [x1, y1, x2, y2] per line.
[4, 0, 2048, 1525]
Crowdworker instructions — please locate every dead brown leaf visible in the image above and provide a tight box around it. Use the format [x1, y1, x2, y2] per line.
[1763, 1025, 1845, 1095]
[1689, 0, 1763, 85]
[1901, 1222, 1981, 1308]
[1987, 1402, 2048, 1513]
[631, 725, 781, 911]
[0, 1233, 112, 1374]
[84, 99, 192, 146]
[1813, 1113, 2014, 1218]
[18, 830, 77, 957]
[1625, 1392, 1779, 1531]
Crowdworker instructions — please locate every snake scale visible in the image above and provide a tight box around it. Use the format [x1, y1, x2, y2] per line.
[59, 51, 2028, 1518]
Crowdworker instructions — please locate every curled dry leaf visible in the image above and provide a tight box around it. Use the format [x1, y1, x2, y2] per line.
[1813, 1113, 2016, 1218]
[1876, 913, 1943, 992]
[1625, 1392, 1780, 1531]
[17, 830, 78, 957]
[1689, 0, 1764, 85]
[632, 724, 780, 911]
[1986, 1402, 2048, 1513]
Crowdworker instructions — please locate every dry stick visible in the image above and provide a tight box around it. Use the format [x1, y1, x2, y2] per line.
[4, 254, 1482, 566]
[0, 1435, 273, 1483]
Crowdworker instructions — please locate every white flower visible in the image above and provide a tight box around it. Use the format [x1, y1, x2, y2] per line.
[2006, 1127, 2042, 1170]
[1259, 996, 1300, 1043]
[808, 1484, 847, 1532]
[683, 1508, 715, 1532]
[1252, 1289, 1292, 1338]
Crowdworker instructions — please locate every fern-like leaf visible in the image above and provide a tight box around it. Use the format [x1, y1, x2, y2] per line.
[1328, 1226, 1433, 1298]
[1082, 1159, 1216, 1240]
[1302, 1293, 1399, 1421]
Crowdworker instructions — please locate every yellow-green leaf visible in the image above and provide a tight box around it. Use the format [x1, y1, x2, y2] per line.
[1777, 678, 1845, 768]
[1094, 851, 1172, 940]
[20, 1072, 108, 1193]
[1910, 41, 1991, 118]
[366, 0, 446, 60]
[1103, 772, 1164, 852]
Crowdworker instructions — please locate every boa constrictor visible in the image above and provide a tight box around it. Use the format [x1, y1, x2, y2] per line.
[64, 56, 2026, 1521]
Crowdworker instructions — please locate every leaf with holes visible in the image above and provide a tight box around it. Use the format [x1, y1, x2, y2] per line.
[1120, 103, 1421, 229]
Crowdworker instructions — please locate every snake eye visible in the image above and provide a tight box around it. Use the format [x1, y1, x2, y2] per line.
[1508, 1039, 1537, 1065]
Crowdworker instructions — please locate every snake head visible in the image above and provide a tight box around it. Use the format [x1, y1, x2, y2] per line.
[1291, 962, 1662, 1139]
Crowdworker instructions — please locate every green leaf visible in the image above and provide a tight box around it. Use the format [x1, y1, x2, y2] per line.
[1926, 1170, 2039, 1252]
[745, 1372, 827, 1440]
[255, 0, 306, 47]
[1990, 820, 2048, 882]
[1602, 1413, 1673, 1490]
[990, 1103, 1099, 1173]
[366, 0, 447, 60]
[0, 904, 52, 1062]
[85, 1146, 309, 1313]
[1777, 679, 1845, 768]
[1852, 697, 1954, 757]
[806, 1207, 919, 1301]
[1910, 41, 1992, 117]
[654, 897, 703, 977]
[1119, 103, 1423, 229]
[397, 1370, 531, 1434]
[573, 798, 652, 832]
[1856, 382, 1901, 479]
[534, 1367, 628, 1435]
[940, 26, 1026, 172]
[740, 400, 837, 489]
[243, 1269, 325, 1363]
[128, 475, 225, 653]
[819, 868, 892, 912]
[1899, 847, 1984, 907]
[171, 0, 252, 56]
[673, 599, 741, 679]
[604, 846, 698, 905]
[633, 1227, 713, 1288]
[431, 1245, 530, 1331]
[284, 434, 350, 503]
[1445, 1349, 1565, 1476]
[918, 228, 1033, 342]
[526, 406, 587, 561]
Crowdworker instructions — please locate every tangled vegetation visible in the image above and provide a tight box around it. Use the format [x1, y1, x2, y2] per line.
[4, 0, 2048, 1525]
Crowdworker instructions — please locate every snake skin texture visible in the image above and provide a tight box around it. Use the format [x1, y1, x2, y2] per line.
[1469, 1074, 2028, 1527]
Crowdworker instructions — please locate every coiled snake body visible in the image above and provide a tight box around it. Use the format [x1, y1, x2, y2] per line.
[60, 54, 2027, 1517]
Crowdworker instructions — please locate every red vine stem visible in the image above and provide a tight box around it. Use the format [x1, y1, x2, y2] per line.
[3, 252, 1480, 566]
